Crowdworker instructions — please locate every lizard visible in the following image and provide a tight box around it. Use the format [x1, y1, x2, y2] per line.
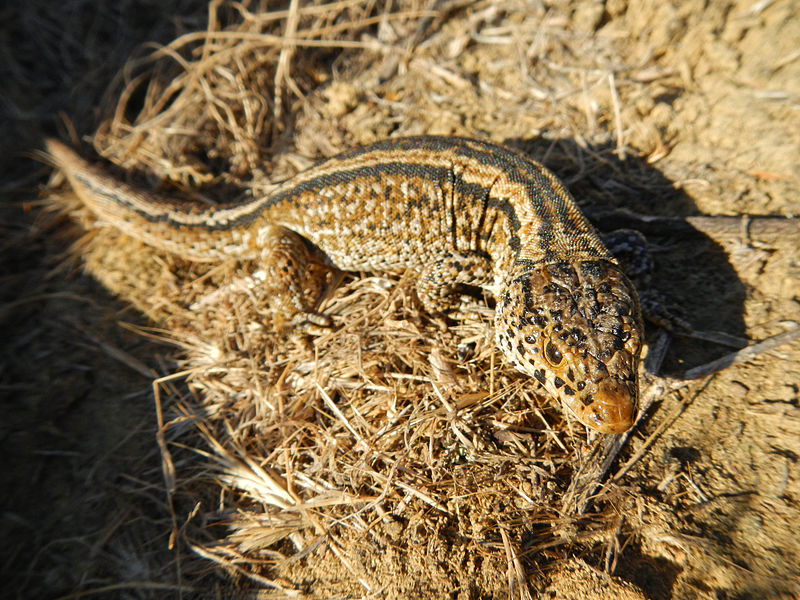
[46, 135, 644, 434]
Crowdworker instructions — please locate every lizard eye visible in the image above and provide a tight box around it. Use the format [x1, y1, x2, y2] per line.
[544, 341, 563, 367]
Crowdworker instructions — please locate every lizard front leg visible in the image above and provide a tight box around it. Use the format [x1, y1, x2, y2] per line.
[260, 225, 332, 333]
[602, 228, 692, 334]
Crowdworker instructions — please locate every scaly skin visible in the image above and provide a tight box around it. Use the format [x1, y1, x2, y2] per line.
[46, 136, 643, 433]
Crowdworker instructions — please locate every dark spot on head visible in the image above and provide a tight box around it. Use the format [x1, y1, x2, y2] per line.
[576, 381, 586, 391]
[581, 262, 604, 278]
[533, 369, 546, 384]
[567, 368, 575, 381]
[563, 385, 574, 396]
[553, 376, 565, 388]
[534, 315, 547, 328]
[524, 295, 535, 311]
[524, 335, 536, 344]
[582, 394, 595, 407]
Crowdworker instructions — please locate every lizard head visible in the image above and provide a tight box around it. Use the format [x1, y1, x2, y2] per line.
[495, 259, 643, 433]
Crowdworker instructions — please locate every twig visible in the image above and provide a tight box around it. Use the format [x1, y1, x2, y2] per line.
[608, 72, 625, 160]
[682, 324, 800, 379]
[584, 209, 800, 248]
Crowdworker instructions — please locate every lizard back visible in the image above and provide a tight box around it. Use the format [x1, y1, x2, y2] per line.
[48, 137, 610, 278]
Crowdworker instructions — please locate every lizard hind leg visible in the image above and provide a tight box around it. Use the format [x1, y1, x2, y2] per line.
[260, 225, 333, 334]
[415, 251, 494, 316]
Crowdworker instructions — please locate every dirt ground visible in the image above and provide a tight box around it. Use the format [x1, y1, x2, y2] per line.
[2, 1, 799, 599]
